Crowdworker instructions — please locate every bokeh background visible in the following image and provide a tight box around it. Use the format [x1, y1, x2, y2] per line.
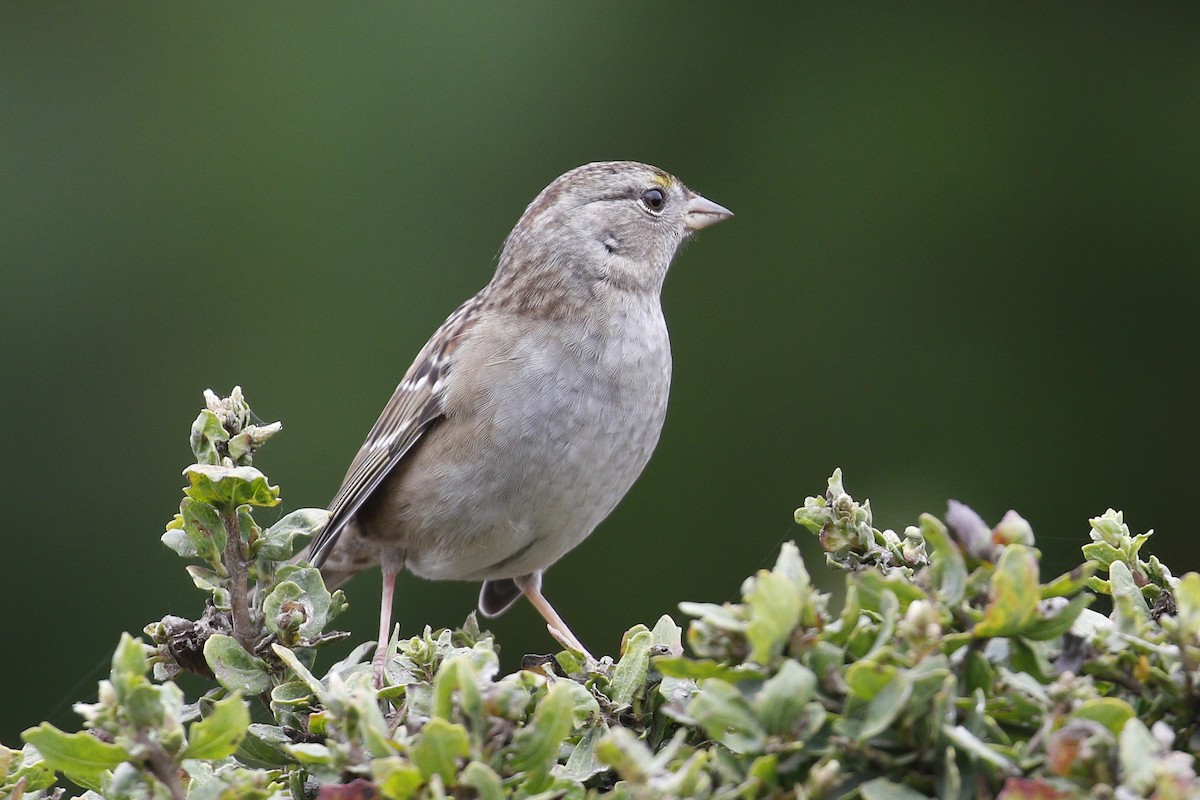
[3, 5, 1197, 745]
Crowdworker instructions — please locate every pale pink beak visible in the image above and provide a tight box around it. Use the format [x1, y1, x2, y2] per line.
[684, 191, 734, 231]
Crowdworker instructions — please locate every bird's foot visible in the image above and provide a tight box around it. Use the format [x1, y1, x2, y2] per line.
[372, 643, 389, 689]
[545, 624, 596, 666]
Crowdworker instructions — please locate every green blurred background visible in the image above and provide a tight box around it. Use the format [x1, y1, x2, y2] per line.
[3, 5, 1197, 744]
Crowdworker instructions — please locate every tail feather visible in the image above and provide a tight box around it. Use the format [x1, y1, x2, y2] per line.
[479, 578, 522, 617]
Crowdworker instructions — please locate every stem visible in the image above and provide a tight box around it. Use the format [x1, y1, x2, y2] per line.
[136, 732, 186, 800]
[222, 506, 254, 651]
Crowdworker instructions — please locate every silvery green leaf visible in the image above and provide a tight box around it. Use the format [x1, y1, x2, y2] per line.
[688, 678, 765, 754]
[21, 724, 127, 793]
[204, 634, 270, 695]
[973, 545, 1040, 638]
[182, 464, 280, 509]
[1109, 560, 1151, 632]
[554, 726, 606, 783]
[190, 409, 229, 466]
[744, 569, 801, 665]
[410, 718, 469, 783]
[507, 682, 576, 774]
[608, 629, 652, 707]
[920, 513, 966, 605]
[860, 777, 933, 800]
[181, 693, 249, 760]
[753, 659, 817, 736]
[234, 724, 295, 769]
[258, 508, 328, 561]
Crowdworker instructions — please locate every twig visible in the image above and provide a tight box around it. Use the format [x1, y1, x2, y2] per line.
[222, 506, 254, 651]
[136, 731, 186, 800]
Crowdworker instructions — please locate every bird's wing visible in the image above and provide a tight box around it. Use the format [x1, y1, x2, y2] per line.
[308, 296, 483, 567]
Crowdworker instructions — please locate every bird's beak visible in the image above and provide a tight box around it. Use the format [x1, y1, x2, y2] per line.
[684, 191, 734, 232]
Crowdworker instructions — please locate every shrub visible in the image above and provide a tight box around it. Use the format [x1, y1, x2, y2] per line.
[5, 389, 1198, 799]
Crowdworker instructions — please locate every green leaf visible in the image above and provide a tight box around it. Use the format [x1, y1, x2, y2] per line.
[204, 634, 271, 695]
[992, 510, 1035, 546]
[753, 659, 817, 736]
[559, 680, 601, 727]
[190, 409, 229, 466]
[1118, 718, 1159, 793]
[2, 744, 57, 792]
[371, 757, 424, 800]
[865, 588, 900, 658]
[748, 753, 779, 791]
[109, 633, 149, 696]
[461, 761, 505, 800]
[264, 566, 346, 642]
[1174, 571, 1200, 642]
[1020, 593, 1094, 641]
[650, 614, 684, 655]
[429, 656, 473, 723]
[608, 629, 653, 707]
[942, 724, 1019, 775]
[161, 524, 197, 558]
[271, 644, 329, 703]
[1081, 541, 1122, 569]
[236, 506, 261, 557]
[973, 545, 1040, 638]
[793, 481, 832, 534]
[652, 657, 765, 683]
[855, 571, 928, 611]
[677, 601, 747, 632]
[921, 512, 966, 605]
[840, 666, 912, 743]
[507, 682, 577, 774]
[1072, 698, 1136, 735]
[350, 690, 394, 759]
[182, 464, 280, 509]
[122, 684, 166, 729]
[1040, 562, 1097, 599]
[745, 569, 801, 664]
[557, 725, 606, 782]
[860, 777, 933, 800]
[827, 582, 863, 647]
[185, 566, 229, 606]
[854, 668, 913, 742]
[261, 580, 306, 640]
[1089, 509, 1130, 547]
[410, 717, 469, 783]
[689, 678, 765, 754]
[594, 727, 654, 781]
[964, 649, 995, 694]
[182, 692, 250, 759]
[21, 762, 58, 792]
[1109, 560, 1151, 630]
[270, 681, 314, 708]
[21, 724, 128, 792]
[258, 508, 328, 561]
[286, 742, 333, 767]
[179, 497, 226, 568]
[234, 723, 296, 769]
[772, 541, 811, 594]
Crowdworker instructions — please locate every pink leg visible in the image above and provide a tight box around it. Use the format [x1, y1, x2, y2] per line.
[521, 580, 596, 663]
[373, 565, 398, 688]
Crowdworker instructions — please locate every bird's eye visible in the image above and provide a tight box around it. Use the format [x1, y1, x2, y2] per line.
[640, 188, 665, 212]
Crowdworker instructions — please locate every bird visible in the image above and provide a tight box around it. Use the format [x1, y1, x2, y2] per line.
[302, 161, 732, 682]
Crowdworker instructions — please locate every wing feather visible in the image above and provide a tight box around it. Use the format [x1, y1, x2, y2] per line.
[308, 296, 482, 567]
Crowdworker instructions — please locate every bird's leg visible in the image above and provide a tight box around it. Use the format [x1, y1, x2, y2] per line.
[520, 578, 596, 663]
[373, 565, 399, 688]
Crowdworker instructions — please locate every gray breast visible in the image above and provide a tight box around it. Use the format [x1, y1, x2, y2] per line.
[400, 299, 672, 582]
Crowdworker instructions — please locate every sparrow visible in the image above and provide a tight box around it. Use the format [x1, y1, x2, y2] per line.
[303, 161, 732, 680]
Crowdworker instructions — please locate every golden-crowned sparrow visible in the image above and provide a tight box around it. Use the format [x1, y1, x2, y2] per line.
[304, 161, 731, 678]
